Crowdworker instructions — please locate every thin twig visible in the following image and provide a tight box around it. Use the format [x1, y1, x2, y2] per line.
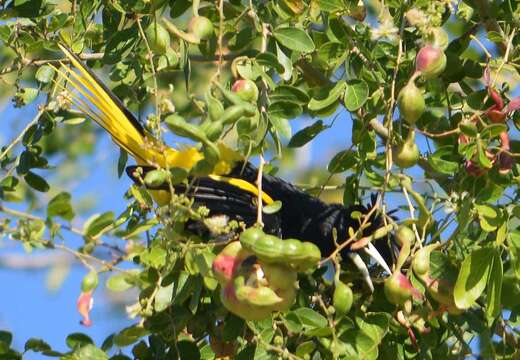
[382, 5, 406, 207]
[320, 203, 380, 265]
[216, 0, 225, 77]
[414, 127, 460, 138]
[491, 28, 516, 89]
[0, 108, 44, 161]
[0, 53, 104, 76]
[136, 17, 160, 129]
[254, 23, 270, 226]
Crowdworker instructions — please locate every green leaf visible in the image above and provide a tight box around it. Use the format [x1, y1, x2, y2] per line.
[293, 308, 327, 329]
[66, 333, 93, 350]
[223, 315, 245, 342]
[120, 217, 158, 239]
[154, 283, 174, 312]
[113, 325, 149, 347]
[487, 31, 504, 44]
[428, 146, 459, 175]
[288, 120, 328, 148]
[308, 81, 346, 111]
[24, 171, 49, 192]
[255, 52, 284, 73]
[486, 249, 503, 320]
[481, 123, 507, 139]
[84, 212, 115, 238]
[344, 79, 369, 111]
[343, 175, 358, 207]
[173, 341, 201, 360]
[47, 192, 75, 221]
[104, 27, 138, 64]
[316, 42, 346, 68]
[316, 0, 345, 12]
[268, 101, 302, 120]
[263, 200, 282, 214]
[476, 204, 501, 232]
[355, 312, 390, 343]
[283, 311, 303, 333]
[271, 85, 309, 104]
[328, 150, 357, 173]
[295, 341, 316, 357]
[429, 251, 458, 282]
[507, 231, 520, 279]
[276, 44, 293, 81]
[459, 122, 478, 137]
[24, 338, 51, 353]
[140, 247, 167, 269]
[189, 276, 202, 313]
[106, 271, 138, 292]
[117, 148, 128, 178]
[270, 117, 292, 139]
[35, 65, 55, 83]
[174, 272, 200, 306]
[273, 28, 315, 52]
[72, 344, 108, 360]
[496, 221, 507, 246]
[454, 247, 493, 309]
[16, 87, 39, 106]
[0, 331, 12, 346]
[354, 331, 379, 360]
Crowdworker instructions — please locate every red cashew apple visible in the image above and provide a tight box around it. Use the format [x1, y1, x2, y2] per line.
[384, 271, 422, 306]
[415, 45, 446, 79]
[77, 291, 94, 327]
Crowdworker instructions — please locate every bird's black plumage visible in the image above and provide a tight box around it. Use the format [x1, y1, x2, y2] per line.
[127, 162, 395, 263]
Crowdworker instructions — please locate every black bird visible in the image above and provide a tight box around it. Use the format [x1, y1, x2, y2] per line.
[54, 44, 394, 289]
[127, 162, 396, 290]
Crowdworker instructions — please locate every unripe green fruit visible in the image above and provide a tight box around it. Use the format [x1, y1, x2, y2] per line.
[204, 120, 224, 141]
[188, 16, 214, 41]
[412, 244, 439, 277]
[239, 227, 265, 249]
[333, 281, 353, 316]
[395, 225, 415, 247]
[235, 284, 283, 307]
[273, 336, 284, 346]
[415, 45, 447, 79]
[81, 270, 99, 292]
[319, 337, 331, 348]
[270, 285, 296, 312]
[220, 104, 256, 125]
[394, 130, 420, 168]
[398, 81, 425, 125]
[144, 169, 168, 188]
[207, 96, 224, 122]
[262, 262, 297, 290]
[145, 22, 170, 55]
[232, 79, 259, 103]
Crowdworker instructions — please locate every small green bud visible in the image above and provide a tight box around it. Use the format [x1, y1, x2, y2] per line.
[81, 270, 99, 292]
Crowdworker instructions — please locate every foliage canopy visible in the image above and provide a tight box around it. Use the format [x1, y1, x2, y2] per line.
[0, 0, 520, 359]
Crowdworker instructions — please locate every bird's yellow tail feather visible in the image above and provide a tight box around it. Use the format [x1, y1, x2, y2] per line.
[54, 44, 202, 169]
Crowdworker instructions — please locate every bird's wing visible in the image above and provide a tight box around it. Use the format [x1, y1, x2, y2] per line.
[126, 165, 281, 235]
